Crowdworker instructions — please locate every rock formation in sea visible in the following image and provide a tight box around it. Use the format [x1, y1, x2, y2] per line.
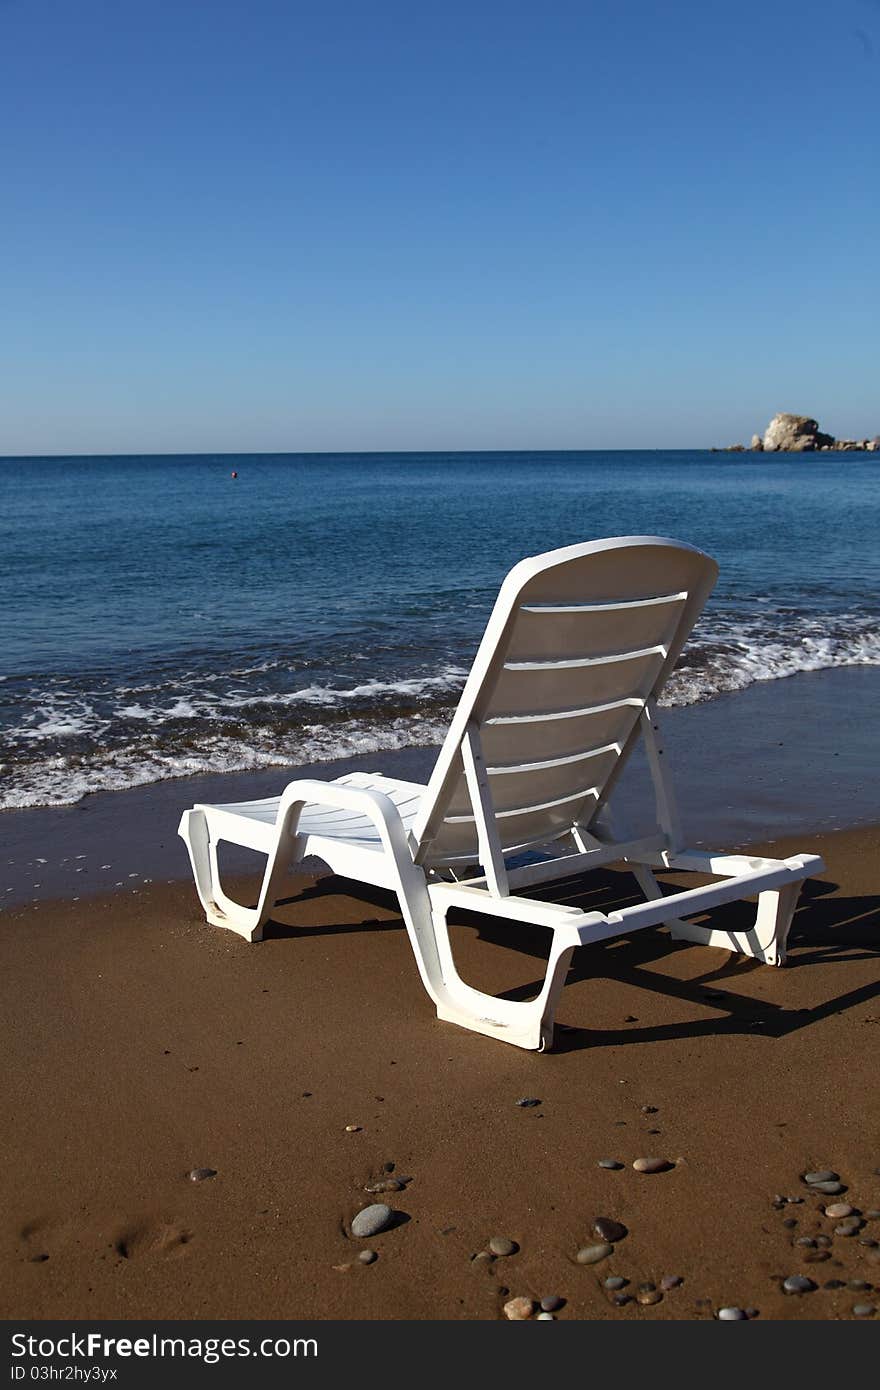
[718, 415, 879, 453]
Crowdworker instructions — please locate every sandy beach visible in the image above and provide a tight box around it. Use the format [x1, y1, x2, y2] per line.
[2, 817, 878, 1322]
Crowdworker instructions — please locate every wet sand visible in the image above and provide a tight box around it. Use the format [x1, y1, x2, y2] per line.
[1, 822, 878, 1321]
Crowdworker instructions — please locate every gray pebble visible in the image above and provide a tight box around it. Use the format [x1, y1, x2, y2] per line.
[488, 1236, 518, 1257]
[612, 1292, 631, 1306]
[540, 1295, 564, 1312]
[824, 1279, 846, 1289]
[865, 1210, 880, 1220]
[187, 1167, 217, 1182]
[812, 1181, 845, 1196]
[718, 1307, 747, 1320]
[814, 1235, 832, 1247]
[661, 1275, 683, 1290]
[632, 1156, 672, 1173]
[795, 1237, 816, 1247]
[641, 1105, 658, 1114]
[783, 1275, 816, 1294]
[847, 1280, 872, 1291]
[536, 1312, 555, 1320]
[576, 1242, 613, 1265]
[598, 1158, 624, 1170]
[852, 1304, 875, 1317]
[834, 1222, 861, 1237]
[364, 1179, 404, 1194]
[803, 1170, 839, 1185]
[351, 1203, 394, 1238]
[860, 1238, 879, 1248]
[604, 1276, 627, 1290]
[594, 1217, 628, 1244]
[358, 1249, 378, 1265]
[515, 1097, 541, 1108]
[782, 1218, 798, 1229]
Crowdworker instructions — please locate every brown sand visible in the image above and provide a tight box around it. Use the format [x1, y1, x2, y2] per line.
[1, 824, 878, 1321]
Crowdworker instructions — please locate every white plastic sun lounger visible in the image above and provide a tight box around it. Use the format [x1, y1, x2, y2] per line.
[178, 537, 823, 1051]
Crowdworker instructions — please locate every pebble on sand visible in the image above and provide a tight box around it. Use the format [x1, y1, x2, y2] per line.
[364, 1179, 404, 1194]
[503, 1297, 534, 1320]
[661, 1275, 683, 1290]
[812, 1181, 845, 1195]
[540, 1295, 564, 1312]
[515, 1097, 541, 1108]
[803, 1170, 839, 1185]
[187, 1168, 217, 1182]
[344, 1124, 363, 1133]
[637, 1290, 663, 1306]
[536, 1312, 555, 1320]
[358, 1250, 378, 1265]
[718, 1307, 747, 1320]
[351, 1203, 394, 1238]
[783, 1275, 816, 1295]
[598, 1159, 624, 1170]
[824, 1203, 854, 1219]
[593, 1218, 628, 1244]
[852, 1304, 875, 1318]
[633, 1157, 672, 1173]
[488, 1237, 519, 1257]
[604, 1276, 627, 1290]
[576, 1242, 614, 1265]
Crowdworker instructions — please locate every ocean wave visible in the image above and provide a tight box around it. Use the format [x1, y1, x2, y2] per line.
[1, 626, 877, 809]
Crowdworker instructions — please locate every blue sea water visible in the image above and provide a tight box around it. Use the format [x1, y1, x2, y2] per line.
[0, 450, 878, 809]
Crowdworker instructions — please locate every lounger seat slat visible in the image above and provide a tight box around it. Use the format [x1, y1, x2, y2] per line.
[503, 644, 666, 672]
[520, 592, 687, 614]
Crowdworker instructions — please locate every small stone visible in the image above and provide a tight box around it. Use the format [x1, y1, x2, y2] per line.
[795, 1237, 816, 1247]
[382, 1161, 396, 1173]
[803, 1250, 831, 1263]
[187, 1168, 217, 1182]
[824, 1203, 854, 1219]
[332, 1262, 351, 1272]
[593, 1217, 628, 1243]
[782, 1218, 798, 1229]
[637, 1290, 662, 1305]
[540, 1295, 564, 1312]
[865, 1210, 880, 1220]
[824, 1279, 846, 1289]
[576, 1242, 613, 1265]
[358, 1250, 378, 1265]
[786, 1197, 804, 1204]
[718, 1307, 747, 1320]
[834, 1222, 861, 1237]
[812, 1181, 845, 1196]
[351, 1203, 394, 1238]
[515, 1097, 541, 1108]
[803, 1170, 839, 1185]
[744, 1308, 760, 1319]
[364, 1179, 404, 1194]
[783, 1275, 816, 1294]
[488, 1237, 518, 1257]
[612, 1292, 631, 1306]
[814, 1235, 832, 1247]
[852, 1304, 875, 1317]
[638, 1281, 656, 1293]
[471, 1251, 492, 1262]
[641, 1105, 658, 1114]
[503, 1296, 534, 1320]
[536, 1312, 555, 1320]
[344, 1124, 362, 1133]
[604, 1276, 627, 1290]
[598, 1159, 624, 1170]
[633, 1157, 672, 1173]
[847, 1280, 872, 1291]
[860, 1238, 879, 1248]
[661, 1275, 683, 1290]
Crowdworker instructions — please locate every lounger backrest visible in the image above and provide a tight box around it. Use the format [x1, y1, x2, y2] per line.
[410, 537, 718, 868]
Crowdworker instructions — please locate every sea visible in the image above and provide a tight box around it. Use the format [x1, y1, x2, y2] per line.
[1, 450, 878, 812]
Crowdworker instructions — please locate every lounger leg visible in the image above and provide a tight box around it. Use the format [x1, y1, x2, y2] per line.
[178, 809, 298, 943]
[669, 881, 802, 966]
[428, 896, 576, 1051]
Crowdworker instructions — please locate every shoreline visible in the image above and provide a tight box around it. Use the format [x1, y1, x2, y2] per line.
[1, 820, 878, 1319]
[2, 665, 878, 912]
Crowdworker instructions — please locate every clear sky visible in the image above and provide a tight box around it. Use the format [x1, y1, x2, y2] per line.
[1, 0, 877, 454]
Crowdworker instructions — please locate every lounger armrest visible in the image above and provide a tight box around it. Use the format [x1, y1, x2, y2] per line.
[274, 778, 418, 869]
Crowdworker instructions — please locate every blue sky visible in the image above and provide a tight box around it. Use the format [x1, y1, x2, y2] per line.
[1, 0, 877, 454]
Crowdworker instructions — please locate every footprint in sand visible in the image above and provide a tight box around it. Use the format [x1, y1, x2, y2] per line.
[113, 1219, 193, 1261]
